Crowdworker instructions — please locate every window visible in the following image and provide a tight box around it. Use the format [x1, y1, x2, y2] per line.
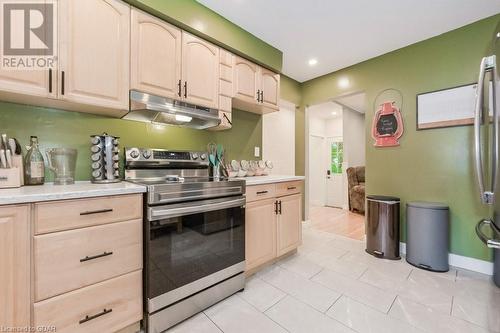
[331, 141, 343, 174]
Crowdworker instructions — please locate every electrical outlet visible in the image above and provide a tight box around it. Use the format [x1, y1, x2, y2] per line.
[254, 147, 260, 157]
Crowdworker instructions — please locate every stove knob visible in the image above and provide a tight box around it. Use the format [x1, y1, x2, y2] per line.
[191, 153, 199, 160]
[129, 150, 139, 159]
[200, 153, 207, 160]
[142, 150, 152, 159]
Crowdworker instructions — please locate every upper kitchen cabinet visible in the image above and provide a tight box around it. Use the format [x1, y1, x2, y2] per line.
[260, 68, 280, 111]
[0, 69, 52, 99]
[181, 32, 220, 109]
[58, 0, 130, 110]
[131, 8, 182, 99]
[232, 56, 280, 114]
[233, 56, 260, 105]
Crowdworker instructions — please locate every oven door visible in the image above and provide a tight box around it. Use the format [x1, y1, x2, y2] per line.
[146, 195, 245, 313]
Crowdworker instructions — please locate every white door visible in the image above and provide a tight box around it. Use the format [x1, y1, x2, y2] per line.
[308, 135, 326, 206]
[326, 138, 345, 208]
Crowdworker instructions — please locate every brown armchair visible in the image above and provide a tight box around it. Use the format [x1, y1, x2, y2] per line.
[347, 166, 365, 214]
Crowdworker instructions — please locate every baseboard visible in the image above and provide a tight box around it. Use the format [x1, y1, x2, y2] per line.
[399, 242, 493, 276]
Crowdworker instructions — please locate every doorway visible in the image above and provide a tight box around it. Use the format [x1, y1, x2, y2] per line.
[305, 94, 366, 240]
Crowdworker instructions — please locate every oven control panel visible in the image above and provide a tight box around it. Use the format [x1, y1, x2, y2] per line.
[125, 147, 208, 164]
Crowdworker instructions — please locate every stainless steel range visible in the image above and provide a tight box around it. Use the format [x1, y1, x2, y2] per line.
[125, 147, 246, 333]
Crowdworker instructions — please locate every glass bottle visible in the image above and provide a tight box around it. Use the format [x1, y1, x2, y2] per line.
[24, 136, 45, 185]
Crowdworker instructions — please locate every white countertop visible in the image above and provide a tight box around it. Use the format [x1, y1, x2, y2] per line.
[237, 175, 305, 186]
[0, 181, 147, 205]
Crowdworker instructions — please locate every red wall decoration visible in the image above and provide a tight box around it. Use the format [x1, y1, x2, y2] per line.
[371, 101, 404, 147]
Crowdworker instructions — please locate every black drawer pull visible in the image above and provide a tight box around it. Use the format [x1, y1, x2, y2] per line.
[256, 190, 268, 195]
[79, 308, 113, 324]
[278, 200, 282, 214]
[287, 186, 297, 190]
[61, 71, 65, 95]
[80, 251, 113, 263]
[80, 208, 113, 216]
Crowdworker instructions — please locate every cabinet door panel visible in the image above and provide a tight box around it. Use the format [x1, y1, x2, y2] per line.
[181, 32, 219, 108]
[261, 68, 280, 110]
[233, 56, 259, 103]
[246, 198, 277, 271]
[59, 0, 130, 110]
[131, 9, 181, 99]
[277, 194, 302, 256]
[0, 205, 30, 328]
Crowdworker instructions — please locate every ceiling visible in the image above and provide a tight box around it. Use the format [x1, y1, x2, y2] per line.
[197, 0, 500, 82]
[308, 102, 343, 120]
[335, 93, 366, 114]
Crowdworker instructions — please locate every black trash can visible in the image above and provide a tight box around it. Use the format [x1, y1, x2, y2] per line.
[406, 202, 449, 272]
[366, 195, 401, 260]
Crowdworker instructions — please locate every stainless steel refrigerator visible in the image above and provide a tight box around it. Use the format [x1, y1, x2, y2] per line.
[475, 20, 500, 288]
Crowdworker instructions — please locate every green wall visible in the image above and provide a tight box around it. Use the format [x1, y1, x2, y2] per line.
[300, 14, 500, 261]
[0, 103, 261, 181]
[124, 0, 282, 71]
[280, 75, 302, 106]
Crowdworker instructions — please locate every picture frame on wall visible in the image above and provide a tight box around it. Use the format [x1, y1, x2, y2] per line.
[416, 82, 493, 130]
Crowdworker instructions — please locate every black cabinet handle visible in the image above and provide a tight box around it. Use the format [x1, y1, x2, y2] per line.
[287, 186, 297, 190]
[260, 90, 264, 103]
[256, 190, 268, 195]
[79, 308, 113, 324]
[178, 79, 182, 97]
[61, 71, 65, 95]
[256, 89, 260, 101]
[80, 208, 113, 216]
[48, 69, 52, 93]
[274, 201, 278, 215]
[184, 81, 187, 98]
[278, 200, 282, 214]
[80, 251, 113, 263]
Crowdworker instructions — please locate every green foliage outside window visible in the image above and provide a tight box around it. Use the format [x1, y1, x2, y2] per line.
[331, 142, 343, 174]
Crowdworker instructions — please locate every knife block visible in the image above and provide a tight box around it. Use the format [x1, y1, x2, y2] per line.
[0, 166, 22, 188]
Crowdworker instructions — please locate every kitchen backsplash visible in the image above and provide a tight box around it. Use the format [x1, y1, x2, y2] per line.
[0, 101, 262, 181]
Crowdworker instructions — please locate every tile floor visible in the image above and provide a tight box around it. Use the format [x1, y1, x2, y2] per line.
[166, 223, 500, 333]
[309, 206, 365, 240]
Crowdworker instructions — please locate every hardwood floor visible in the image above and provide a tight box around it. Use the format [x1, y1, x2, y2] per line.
[308, 206, 365, 240]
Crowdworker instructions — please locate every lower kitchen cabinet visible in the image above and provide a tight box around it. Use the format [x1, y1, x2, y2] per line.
[0, 205, 30, 329]
[245, 181, 303, 272]
[277, 194, 302, 256]
[246, 198, 277, 270]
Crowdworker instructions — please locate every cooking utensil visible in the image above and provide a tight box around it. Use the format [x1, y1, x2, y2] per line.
[207, 142, 217, 166]
[12, 138, 22, 155]
[5, 149, 12, 168]
[240, 160, 249, 171]
[0, 149, 6, 168]
[1, 134, 8, 150]
[8, 138, 17, 155]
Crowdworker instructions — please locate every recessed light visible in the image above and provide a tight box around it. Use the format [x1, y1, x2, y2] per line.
[338, 77, 350, 88]
[308, 58, 318, 66]
[332, 111, 337, 116]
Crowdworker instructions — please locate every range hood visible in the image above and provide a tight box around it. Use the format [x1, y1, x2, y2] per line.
[123, 90, 221, 129]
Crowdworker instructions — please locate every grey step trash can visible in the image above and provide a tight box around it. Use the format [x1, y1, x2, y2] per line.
[406, 202, 449, 272]
[366, 195, 401, 260]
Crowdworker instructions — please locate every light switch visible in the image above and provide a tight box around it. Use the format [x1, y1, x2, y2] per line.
[254, 147, 260, 157]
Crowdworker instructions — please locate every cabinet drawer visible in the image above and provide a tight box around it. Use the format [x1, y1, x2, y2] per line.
[275, 181, 302, 197]
[34, 270, 142, 333]
[34, 219, 142, 301]
[34, 194, 142, 234]
[246, 184, 276, 202]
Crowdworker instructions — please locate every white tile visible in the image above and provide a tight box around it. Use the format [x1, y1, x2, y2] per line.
[359, 267, 406, 291]
[320, 256, 369, 279]
[265, 296, 354, 333]
[260, 265, 341, 312]
[204, 295, 287, 333]
[238, 276, 286, 312]
[312, 268, 397, 313]
[407, 268, 458, 296]
[167, 313, 222, 333]
[452, 292, 500, 332]
[277, 253, 323, 279]
[389, 296, 490, 333]
[395, 277, 453, 314]
[327, 295, 424, 333]
[301, 248, 349, 265]
[455, 271, 500, 300]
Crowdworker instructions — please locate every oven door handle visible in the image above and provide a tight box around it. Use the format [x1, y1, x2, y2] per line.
[150, 197, 246, 220]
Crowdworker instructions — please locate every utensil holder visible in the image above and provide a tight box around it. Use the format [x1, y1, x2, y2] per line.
[0, 167, 21, 188]
[90, 133, 121, 184]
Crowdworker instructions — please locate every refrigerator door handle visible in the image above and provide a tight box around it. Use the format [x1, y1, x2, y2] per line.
[476, 219, 500, 249]
[490, 55, 498, 200]
[474, 56, 497, 204]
